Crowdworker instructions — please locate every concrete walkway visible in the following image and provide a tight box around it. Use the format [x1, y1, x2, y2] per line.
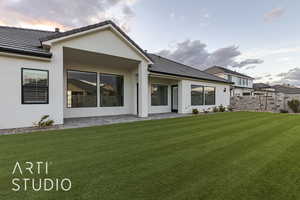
[0, 113, 192, 135]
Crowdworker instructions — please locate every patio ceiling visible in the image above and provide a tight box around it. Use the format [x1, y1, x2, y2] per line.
[63, 47, 140, 70]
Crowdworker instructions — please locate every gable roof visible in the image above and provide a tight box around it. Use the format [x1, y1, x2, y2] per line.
[40, 20, 152, 62]
[148, 54, 231, 84]
[0, 26, 55, 58]
[205, 66, 254, 79]
[0, 20, 151, 61]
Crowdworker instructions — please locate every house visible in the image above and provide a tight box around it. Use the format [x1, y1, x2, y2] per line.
[253, 83, 276, 96]
[0, 20, 231, 129]
[205, 66, 254, 96]
[272, 85, 300, 103]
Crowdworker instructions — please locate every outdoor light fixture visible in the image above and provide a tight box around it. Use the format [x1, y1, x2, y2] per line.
[224, 88, 227, 92]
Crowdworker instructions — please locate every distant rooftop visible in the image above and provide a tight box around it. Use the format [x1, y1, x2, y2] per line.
[253, 83, 272, 89]
[204, 66, 254, 79]
[272, 85, 300, 94]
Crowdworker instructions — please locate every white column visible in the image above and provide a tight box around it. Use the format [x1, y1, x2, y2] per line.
[138, 62, 149, 117]
[178, 80, 184, 114]
[51, 45, 64, 125]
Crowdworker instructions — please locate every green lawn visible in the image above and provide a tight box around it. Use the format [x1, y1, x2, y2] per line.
[1, 112, 300, 200]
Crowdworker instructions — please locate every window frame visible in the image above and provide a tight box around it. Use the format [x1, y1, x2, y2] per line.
[191, 85, 216, 106]
[151, 84, 169, 106]
[99, 73, 124, 107]
[191, 85, 204, 106]
[21, 68, 49, 105]
[204, 86, 216, 105]
[66, 69, 98, 108]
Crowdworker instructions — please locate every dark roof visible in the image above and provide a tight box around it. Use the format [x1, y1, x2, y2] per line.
[272, 85, 300, 94]
[253, 83, 271, 89]
[204, 66, 254, 79]
[0, 26, 56, 58]
[0, 20, 151, 60]
[148, 54, 231, 84]
[40, 20, 152, 61]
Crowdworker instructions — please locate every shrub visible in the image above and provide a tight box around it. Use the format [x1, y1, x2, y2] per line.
[287, 99, 300, 113]
[203, 109, 209, 114]
[213, 107, 219, 112]
[192, 109, 199, 114]
[280, 109, 289, 113]
[219, 105, 226, 112]
[34, 115, 55, 128]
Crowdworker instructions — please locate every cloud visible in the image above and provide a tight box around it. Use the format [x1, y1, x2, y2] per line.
[0, 0, 138, 31]
[264, 8, 285, 22]
[277, 57, 291, 62]
[245, 65, 256, 70]
[233, 58, 263, 68]
[275, 68, 300, 86]
[239, 46, 300, 62]
[157, 39, 264, 70]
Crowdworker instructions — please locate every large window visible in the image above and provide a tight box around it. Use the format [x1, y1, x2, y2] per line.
[151, 84, 168, 106]
[191, 85, 204, 106]
[100, 74, 124, 107]
[204, 87, 216, 105]
[67, 70, 97, 108]
[238, 78, 242, 85]
[191, 85, 216, 106]
[22, 68, 49, 104]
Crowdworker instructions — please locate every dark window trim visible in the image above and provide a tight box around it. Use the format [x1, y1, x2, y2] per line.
[66, 69, 98, 108]
[204, 86, 216, 106]
[21, 68, 49, 105]
[99, 73, 124, 107]
[191, 85, 204, 106]
[151, 84, 169, 106]
[171, 85, 178, 112]
[191, 85, 216, 106]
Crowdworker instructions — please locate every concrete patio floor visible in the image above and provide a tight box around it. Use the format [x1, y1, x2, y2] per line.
[0, 113, 192, 135]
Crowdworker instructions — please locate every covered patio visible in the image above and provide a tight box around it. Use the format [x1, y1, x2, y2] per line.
[63, 46, 146, 119]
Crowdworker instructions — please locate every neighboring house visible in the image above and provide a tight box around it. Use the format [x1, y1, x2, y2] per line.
[205, 66, 254, 96]
[253, 83, 276, 96]
[253, 83, 300, 97]
[272, 85, 300, 98]
[0, 20, 231, 129]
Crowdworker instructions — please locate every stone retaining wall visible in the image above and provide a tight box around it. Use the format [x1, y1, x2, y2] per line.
[230, 93, 300, 113]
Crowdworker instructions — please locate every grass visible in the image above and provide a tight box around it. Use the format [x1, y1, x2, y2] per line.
[1, 112, 300, 200]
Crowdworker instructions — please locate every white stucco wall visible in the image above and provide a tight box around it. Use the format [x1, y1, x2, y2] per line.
[0, 55, 64, 129]
[179, 80, 230, 113]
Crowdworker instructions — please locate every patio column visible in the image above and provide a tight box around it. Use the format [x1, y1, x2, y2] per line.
[52, 46, 64, 125]
[138, 62, 149, 117]
[178, 80, 186, 114]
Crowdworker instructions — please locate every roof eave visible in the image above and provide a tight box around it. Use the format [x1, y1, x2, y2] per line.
[0, 46, 52, 59]
[149, 70, 232, 84]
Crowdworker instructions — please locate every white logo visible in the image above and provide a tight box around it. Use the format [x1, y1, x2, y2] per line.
[11, 161, 72, 192]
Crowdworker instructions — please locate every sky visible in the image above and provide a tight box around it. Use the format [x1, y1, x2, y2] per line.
[0, 0, 299, 86]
